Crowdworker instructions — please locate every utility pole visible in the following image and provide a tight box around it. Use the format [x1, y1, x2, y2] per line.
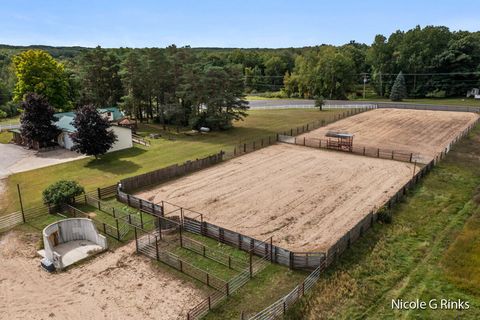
[363, 73, 368, 99]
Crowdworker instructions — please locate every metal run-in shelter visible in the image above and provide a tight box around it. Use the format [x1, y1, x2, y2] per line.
[326, 131, 354, 151]
[39, 218, 108, 271]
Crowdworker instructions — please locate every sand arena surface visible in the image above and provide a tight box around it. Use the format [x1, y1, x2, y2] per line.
[298, 108, 479, 163]
[137, 144, 417, 252]
[0, 231, 207, 320]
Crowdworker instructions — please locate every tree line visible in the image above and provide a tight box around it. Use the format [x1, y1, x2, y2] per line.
[1, 25, 480, 122]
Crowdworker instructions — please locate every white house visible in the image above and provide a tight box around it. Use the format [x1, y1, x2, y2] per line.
[54, 108, 133, 153]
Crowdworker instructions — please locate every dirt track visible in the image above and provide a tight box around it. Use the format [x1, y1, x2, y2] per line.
[137, 144, 417, 252]
[298, 108, 479, 163]
[0, 231, 206, 320]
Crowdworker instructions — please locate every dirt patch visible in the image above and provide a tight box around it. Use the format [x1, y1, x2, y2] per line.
[136, 144, 417, 252]
[298, 109, 479, 163]
[0, 231, 207, 320]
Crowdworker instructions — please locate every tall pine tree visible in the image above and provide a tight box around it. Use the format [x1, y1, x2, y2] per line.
[20, 93, 60, 148]
[71, 105, 117, 158]
[390, 71, 407, 101]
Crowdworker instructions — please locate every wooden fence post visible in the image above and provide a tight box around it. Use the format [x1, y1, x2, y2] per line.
[134, 227, 138, 253]
[155, 236, 159, 260]
[97, 187, 101, 200]
[116, 219, 120, 240]
[270, 237, 273, 262]
[179, 225, 183, 248]
[17, 184, 25, 223]
[249, 250, 253, 278]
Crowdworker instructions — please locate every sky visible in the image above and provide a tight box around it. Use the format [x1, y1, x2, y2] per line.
[1, 0, 479, 48]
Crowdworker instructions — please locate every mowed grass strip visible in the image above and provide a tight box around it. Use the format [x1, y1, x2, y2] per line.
[3, 109, 347, 214]
[286, 126, 480, 320]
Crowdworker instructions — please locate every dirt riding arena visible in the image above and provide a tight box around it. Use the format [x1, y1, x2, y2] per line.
[298, 108, 479, 163]
[0, 231, 207, 320]
[137, 143, 417, 252]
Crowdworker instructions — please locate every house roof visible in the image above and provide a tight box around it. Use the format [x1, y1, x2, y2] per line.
[54, 114, 76, 133]
[98, 107, 124, 121]
[53, 107, 124, 133]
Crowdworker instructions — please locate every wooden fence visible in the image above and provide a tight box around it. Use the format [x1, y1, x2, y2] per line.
[187, 238, 272, 320]
[0, 185, 117, 233]
[60, 204, 121, 241]
[117, 189, 325, 270]
[246, 265, 322, 320]
[279, 135, 416, 163]
[119, 152, 224, 193]
[136, 228, 229, 293]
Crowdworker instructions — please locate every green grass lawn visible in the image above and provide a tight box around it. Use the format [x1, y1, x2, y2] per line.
[2, 109, 347, 214]
[287, 125, 480, 319]
[205, 264, 307, 319]
[0, 131, 12, 143]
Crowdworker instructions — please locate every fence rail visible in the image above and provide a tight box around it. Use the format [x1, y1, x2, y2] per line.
[61, 204, 121, 240]
[136, 228, 229, 293]
[247, 265, 322, 320]
[0, 185, 117, 233]
[132, 134, 151, 147]
[120, 152, 224, 193]
[280, 135, 417, 163]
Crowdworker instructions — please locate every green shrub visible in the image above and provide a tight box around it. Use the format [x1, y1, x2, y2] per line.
[42, 180, 84, 205]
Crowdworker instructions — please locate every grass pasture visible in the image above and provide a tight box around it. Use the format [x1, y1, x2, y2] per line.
[287, 125, 480, 319]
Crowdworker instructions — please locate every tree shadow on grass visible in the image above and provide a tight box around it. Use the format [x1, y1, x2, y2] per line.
[85, 158, 142, 175]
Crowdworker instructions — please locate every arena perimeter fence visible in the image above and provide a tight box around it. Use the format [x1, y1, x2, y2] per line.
[223, 106, 376, 160]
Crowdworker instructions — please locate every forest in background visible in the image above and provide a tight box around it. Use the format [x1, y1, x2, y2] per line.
[1, 25, 480, 128]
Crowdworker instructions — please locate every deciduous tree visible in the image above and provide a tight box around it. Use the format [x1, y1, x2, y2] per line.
[71, 104, 117, 158]
[20, 93, 60, 148]
[12, 50, 69, 110]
